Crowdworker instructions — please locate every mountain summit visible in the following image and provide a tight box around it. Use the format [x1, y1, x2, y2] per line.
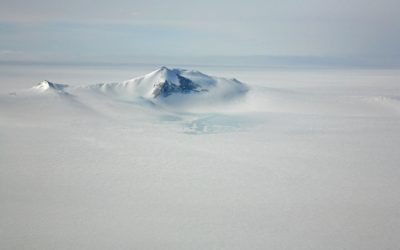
[146, 67, 208, 97]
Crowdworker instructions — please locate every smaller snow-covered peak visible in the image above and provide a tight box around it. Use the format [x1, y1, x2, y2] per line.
[32, 80, 68, 93]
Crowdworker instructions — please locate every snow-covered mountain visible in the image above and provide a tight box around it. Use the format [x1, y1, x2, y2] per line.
[32, 80, 69, 93]
[91, 67, 248, 101]
[27, 67, 248, 108]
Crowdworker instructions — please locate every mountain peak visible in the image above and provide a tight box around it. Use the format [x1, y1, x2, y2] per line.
[160, 66, 169, 71]
[143, 68, 207, 97]
[32, 80, 68, 93]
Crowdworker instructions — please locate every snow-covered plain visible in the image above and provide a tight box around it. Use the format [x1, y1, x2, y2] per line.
[1, 65, 400, 249]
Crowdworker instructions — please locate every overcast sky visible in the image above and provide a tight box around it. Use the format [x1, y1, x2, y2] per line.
[0, 0, 399, 63]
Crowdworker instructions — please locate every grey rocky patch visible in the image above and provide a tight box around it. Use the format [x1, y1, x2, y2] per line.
[152, 74, 206, 98]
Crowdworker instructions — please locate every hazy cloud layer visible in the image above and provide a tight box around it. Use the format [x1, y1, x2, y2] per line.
[0, 0, 399, 64]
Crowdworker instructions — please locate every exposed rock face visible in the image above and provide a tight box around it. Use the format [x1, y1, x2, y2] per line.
[152, 74, 208, 98]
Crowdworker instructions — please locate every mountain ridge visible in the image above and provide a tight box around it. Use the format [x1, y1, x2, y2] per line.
[30, 67, 249, 105]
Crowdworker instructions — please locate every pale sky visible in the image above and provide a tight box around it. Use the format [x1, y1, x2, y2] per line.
[0, 0, 399, 64]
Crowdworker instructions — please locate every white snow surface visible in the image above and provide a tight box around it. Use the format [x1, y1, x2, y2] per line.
[1, 67, 400, 249]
